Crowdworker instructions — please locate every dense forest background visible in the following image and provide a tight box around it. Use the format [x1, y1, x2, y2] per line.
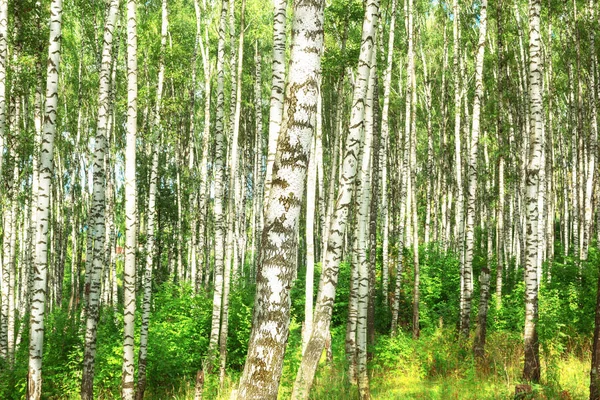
[0, 0, 599, 398]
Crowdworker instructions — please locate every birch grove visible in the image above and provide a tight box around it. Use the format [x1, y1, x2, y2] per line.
[0, 0, 599, 399]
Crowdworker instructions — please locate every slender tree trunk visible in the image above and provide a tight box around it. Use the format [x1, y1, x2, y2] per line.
[379, 0, 395, 308]
[220, 0, 246, 385]
[136, 1, 166, 392]
[582, 0, 597, 261]
[452, 0, 466, 332]
[263, 0, 288, 201]
[346, 222, 358, 384]
[461, 0, 487, 338]
[252, 41, 264, 281]
[291, 1, 379, 398]
[304, 122, 318, 351]
[136, 143, 159, 400]
[122, 0, 138, 397]
[474, 135, 492, 360]
[206, 0, 228, 372]
[356, 41, 377, 400]
[27, 1, 63, 398]
[80, 1, 119, 397]
[195, 0, 211, 294]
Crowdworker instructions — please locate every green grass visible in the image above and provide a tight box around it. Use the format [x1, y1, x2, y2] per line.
[158, 327, 590, 400]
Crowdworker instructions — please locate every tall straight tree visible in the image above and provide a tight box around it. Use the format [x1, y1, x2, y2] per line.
[81, 0, 119, 398]
[236, 0, 325, 396]
[137, 0, 167, 397]
[379, 0, 396, 308]
[27, 0, 63, 398]
[523, 0, 543, 383]
[355, 40, 377, 398]
[461, 0, 487, 338]
[0, 0, 9, 356]
[195, 0, 212, 292]
[292, 0, 379, 397]
[206, 0, 228, 372]
[452, 0, 465, 331]
[263, 0, 288, 201]
[220, 0, 246, 385]
[122, 0, 138, 397]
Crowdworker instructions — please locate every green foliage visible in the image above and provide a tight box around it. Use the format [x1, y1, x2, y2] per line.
[146, 282, 212, 390]
[417, 247, 461, 333]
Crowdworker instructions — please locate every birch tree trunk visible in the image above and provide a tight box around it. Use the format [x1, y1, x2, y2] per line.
[220, 0, 246, 384]
[122, 0, 138, 396]
[263, 0, 288, 200]
[452, 0, 466, 331]
[355, 41, 377, 399]
[236, 0, 325, 397]
[379, 0, 396, 308]
[461, 0, 487, 337]
[206, 0, 228, 372]
[137, 1, 167, 396]
[136, 143, 159, 400]
[523, 0, 543, 383]
[292, 1, 379, 398]
[195, 0, 211, 293]
[80, 1, 119, 397]
[304, 131, 318, 351]
[27, 1, 63, 398]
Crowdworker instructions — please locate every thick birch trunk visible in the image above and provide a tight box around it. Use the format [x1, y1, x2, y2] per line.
[523, 0, 543, 383]
[236, 0, 324, 397]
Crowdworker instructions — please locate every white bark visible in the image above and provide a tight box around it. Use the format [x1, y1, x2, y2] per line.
[356, 41, 377, 400]
[304, 133, 317, 352]
[81, 1, 119, 397]
[122, 0, 138, 397]
[28, 1, 63, 398]
[461, 0, 487, 337]
[137, 0, 167, 396]
[236, 0, 325, 397]
[379, 0, 396, 308]
[292, 0, 379, 397]
[263, 0, 288, 201]
[207, 0, 228, 370]
[524, 0, 542, 382]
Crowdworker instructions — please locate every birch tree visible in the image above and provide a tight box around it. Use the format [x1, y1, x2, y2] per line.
[292, 0, 379, 397]
[263, 0, 288, 200]
[523, 0, 543, 383]
[122, 0, 139, 396]
[461, 0, 487, 338]
[81, 0, 119, 397]
[236, 0, 325, 396]
[137, 0, 167, 397]
[27, 1, 64, 398]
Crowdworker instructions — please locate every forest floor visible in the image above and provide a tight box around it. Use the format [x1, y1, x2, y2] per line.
[153, 324, 590, 400]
